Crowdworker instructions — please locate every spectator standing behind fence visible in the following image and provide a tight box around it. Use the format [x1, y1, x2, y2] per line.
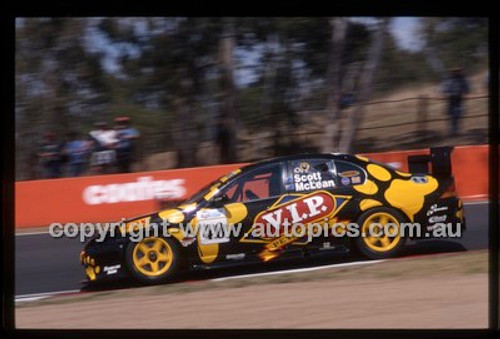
[339, 91, 355, 110]
[114, 116, 140, 173]
[441, 68, 470, 136]
[88, 121, 119, 174]
[37, 131, 64, 179]
[63, 131, 90, 177]
[89, 121, 119, 149]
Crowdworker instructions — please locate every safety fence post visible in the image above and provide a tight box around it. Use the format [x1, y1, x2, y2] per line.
[417, 95, 428, 136]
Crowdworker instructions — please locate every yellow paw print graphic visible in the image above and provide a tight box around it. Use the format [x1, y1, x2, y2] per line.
[82, 254, 100, 281]
[384, 176, 438, 221]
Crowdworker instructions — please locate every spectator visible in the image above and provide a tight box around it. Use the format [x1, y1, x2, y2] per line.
[89, 121, 118, 150]
[339, 91, 355, 110]
[441, 68, 470, 136]
[63, 130, 90, 177]
[38, 131, 63, 179]
[88, 121, 105, 151]
[88, 122, 118, 174]
[114, 116, 140, 173]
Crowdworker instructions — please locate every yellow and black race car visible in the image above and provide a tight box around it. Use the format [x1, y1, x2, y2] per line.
[81, 147, 465, 284]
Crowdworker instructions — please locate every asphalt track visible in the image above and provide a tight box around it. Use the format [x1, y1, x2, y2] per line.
[15, 202, 489, 297]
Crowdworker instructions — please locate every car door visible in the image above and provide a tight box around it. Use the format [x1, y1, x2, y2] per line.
[282, 158, 340, 248]
[199, 162, 286, 261]
[279, 158, 367, 253]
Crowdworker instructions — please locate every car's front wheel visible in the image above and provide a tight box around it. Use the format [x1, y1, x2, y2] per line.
[125, 236, 181, 284]
[354, 207, 407, 259]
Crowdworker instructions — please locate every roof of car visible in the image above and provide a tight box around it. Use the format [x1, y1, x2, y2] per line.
[239, 152, 363, 173]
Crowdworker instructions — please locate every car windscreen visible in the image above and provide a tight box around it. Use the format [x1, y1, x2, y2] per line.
[179, 168, 242, 205]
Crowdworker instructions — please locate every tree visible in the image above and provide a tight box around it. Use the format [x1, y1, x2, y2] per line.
[322, 17, 348, 152]
[218, 17, 239, 163]
[419, 17, 488, 78]
[16, 18, 110, 179]
[100, 18, 223, 167]
[339, 18, 389, 153]
[421, 18, 447, 80]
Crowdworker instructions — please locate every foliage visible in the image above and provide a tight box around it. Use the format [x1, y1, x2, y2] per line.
[15, 17, 488, 179]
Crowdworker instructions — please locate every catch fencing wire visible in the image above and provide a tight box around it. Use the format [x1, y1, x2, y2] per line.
[144, 94, 488, 155]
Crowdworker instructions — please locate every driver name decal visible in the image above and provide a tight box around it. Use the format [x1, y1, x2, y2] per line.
[294, 172, 335, 191]
[293, 161, 335, 192]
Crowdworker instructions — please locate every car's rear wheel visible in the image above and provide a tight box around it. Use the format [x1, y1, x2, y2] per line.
[125, 236, 181, 284]
[354, 207, 407, 259]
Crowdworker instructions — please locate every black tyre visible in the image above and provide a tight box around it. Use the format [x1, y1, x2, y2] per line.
[125, 236, 182, 284]
[354, 207, 407, 259]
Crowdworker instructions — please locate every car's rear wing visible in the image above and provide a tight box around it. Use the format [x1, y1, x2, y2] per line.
[408, 147, 454, 178]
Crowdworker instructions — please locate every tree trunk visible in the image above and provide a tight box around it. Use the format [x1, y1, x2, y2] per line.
[339, 18, 389, 153]
[173, 90, 196, 167]
[322, 17, 348, 152]
[219, 18, 238, 163]
[273, 37, 294, 156]
[259, 33, 281, 158]
[260, 33, 280, 119]
[343, 61, 363, 94]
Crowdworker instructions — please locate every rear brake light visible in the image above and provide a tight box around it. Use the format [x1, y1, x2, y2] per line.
[440, 181, 457, 198]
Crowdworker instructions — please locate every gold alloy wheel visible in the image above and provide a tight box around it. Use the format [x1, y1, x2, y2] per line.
[361, 212, 401, 252]
[132, 237, 173, 277]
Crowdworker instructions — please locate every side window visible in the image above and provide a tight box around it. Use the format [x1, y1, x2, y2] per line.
[223, 164, 282, 203]
[288, 159, 336, 193]
[335, 160, 366, 187]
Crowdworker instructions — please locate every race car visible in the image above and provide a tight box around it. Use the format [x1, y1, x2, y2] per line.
[81, 147, 465, 284]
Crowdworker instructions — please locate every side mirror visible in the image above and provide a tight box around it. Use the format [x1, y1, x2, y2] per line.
[212, 194, 230, 208]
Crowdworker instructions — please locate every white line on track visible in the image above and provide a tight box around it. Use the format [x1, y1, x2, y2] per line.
[15, 289, 81, 303]
[16, 296, 51, 303]
[210, 259, 385, 282]
[15, 231, 52, 236]
[463, 200, 490, 206]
